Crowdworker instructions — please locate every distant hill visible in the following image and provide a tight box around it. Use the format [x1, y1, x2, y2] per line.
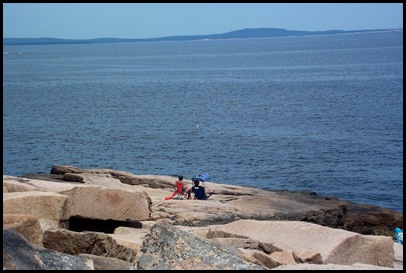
[3, 27, 401, 46]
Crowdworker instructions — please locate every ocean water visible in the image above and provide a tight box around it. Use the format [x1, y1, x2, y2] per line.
[3, 31, 403, 213]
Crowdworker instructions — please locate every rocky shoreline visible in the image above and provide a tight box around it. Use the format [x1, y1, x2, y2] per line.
[3, 165, 403, 270]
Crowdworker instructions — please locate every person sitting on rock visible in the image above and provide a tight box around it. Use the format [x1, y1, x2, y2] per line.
[191, 180, 213, 200]
[175, 175, 191, 199]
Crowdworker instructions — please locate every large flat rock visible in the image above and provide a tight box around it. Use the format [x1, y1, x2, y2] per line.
[11, 165, 403, 236]
[205, 219, 394, 267]
[59, 185, 152, 221]
[3, 191, 70, 230]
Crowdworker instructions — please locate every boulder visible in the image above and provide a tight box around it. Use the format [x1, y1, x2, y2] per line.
[3, 177, 39, 192]
[3, 213, 43, 247]
[50, 164, 175, 189]
[393, 242, 403, 270]
[79, 254, 132, 270]
[63, 172, 84, 182]
[4, 176, 82, 192]
[210, 237, 262, 250]
[50, 165, 85, 174]
[131, 221, 265, 270]
[111, 226, 149, 253]
[206, 219, 394, 268]
[269, 251, 297, 266]
[239, 248, 300, 269]
[238, 248, 280, 269]
[42, 228, 137, 262]
[3, 229, 94, 270]
[3, 191, 70, 230]
[292, 250, 323, 264]
[59, 185, 152, 221]
[342, 203, 403, 235]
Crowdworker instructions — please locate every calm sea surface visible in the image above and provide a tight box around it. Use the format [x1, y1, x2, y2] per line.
[3, 31, 403, 213]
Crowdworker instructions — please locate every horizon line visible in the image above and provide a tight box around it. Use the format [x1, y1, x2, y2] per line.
[3, 27, 403, 40]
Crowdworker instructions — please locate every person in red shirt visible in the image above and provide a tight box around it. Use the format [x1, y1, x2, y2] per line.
[175, 175, 191, 199]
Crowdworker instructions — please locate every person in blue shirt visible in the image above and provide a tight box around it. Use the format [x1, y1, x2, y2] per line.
[191, 180, 213, 200]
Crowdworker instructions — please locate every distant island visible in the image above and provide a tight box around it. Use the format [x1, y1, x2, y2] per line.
[3, 27, 402, 46]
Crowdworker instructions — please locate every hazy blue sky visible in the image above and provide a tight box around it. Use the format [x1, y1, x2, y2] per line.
[3, 3, 403, 39]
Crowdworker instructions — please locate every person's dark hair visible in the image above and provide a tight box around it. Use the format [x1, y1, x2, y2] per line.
[194, 181, 200, 186]
[178, 175, 183, 180]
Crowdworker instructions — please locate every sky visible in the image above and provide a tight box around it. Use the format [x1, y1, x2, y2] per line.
[3, 3, 403, 39]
